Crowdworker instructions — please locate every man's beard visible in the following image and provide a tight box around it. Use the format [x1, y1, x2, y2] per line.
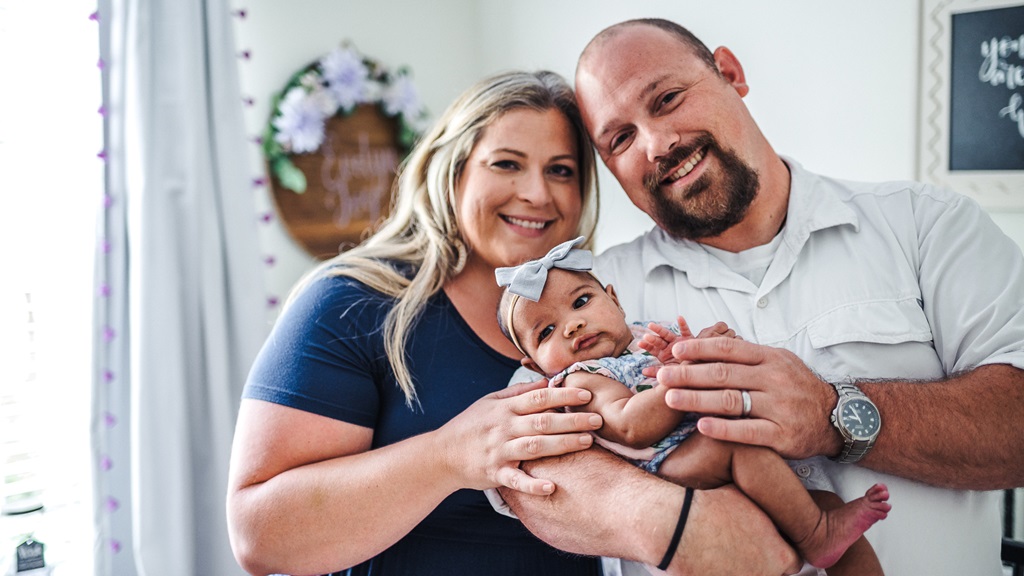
[641, 134, 759, 240]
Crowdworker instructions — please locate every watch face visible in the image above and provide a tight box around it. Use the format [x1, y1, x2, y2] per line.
[839, 398, 881, 440]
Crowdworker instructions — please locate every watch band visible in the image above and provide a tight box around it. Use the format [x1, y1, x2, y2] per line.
[830, 381, 879, 464]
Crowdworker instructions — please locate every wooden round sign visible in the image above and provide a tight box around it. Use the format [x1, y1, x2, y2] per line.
[269, 104, 403, 259]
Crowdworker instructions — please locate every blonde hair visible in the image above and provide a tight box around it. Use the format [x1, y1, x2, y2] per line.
[288, 70, 599, 408]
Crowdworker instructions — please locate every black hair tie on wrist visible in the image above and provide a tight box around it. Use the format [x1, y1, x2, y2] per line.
[657, 486, 694, 571]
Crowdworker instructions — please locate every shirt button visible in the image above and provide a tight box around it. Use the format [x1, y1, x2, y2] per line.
[756, 297, 768, 308]
[796, 465, 811, 478]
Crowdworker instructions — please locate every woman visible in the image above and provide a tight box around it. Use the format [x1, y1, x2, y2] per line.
[227, 70, 603, 576]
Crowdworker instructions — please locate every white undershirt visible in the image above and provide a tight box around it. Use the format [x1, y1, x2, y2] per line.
[700, 230, 784, 288]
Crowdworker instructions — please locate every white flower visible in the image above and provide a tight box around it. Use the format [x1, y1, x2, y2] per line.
[382, 74, 422, 118]
[299, 71, 322, 90]
[320, 47, 369, 110]
[272, 87, 335, 153]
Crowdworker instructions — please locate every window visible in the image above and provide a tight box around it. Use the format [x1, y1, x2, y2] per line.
[0, 1, 101, 572]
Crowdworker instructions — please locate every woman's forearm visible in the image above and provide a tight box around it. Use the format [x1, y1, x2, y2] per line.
[229, 382, 601, 575]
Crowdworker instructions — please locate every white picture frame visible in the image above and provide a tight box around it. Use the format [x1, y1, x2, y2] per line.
[918, 0, 1024, 211]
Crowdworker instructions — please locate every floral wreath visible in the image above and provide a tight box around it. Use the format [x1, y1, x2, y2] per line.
[263, 44, 428, 193]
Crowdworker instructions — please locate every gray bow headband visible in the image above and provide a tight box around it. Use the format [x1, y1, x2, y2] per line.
[495, 236, 593, 302]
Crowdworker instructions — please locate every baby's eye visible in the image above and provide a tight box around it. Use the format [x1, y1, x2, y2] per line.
[538, 325, 554, 343]
[572, 295, 591, 309]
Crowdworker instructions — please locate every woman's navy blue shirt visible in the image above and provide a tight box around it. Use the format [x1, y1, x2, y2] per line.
[243, 274, 600, 576]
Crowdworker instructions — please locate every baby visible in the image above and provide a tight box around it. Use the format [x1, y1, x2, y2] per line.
[496, 237, 891, 575]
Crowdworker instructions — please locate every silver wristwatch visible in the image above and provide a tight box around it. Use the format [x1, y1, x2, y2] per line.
[828, 381, 881, 464]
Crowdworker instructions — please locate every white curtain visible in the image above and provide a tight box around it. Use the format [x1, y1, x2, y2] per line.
[93, 0, 267, 574]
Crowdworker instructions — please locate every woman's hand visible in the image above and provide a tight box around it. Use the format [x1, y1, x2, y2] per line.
[436, 379, 603, 495]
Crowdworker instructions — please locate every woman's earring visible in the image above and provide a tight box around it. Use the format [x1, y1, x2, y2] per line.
[451, 236, 468, 272]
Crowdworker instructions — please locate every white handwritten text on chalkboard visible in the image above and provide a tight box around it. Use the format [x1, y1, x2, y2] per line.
[980, 35, 1024, 138]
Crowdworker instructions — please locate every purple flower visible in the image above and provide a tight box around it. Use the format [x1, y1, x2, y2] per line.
[319, 47, 369, 110]
[383, 74, 422, 118]
[272, 87, 334, 153]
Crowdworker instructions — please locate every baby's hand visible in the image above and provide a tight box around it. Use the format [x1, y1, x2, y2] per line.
[641, 318, 742, 378]
[638, 315, 695, 365]
[695, 321, 740, 341]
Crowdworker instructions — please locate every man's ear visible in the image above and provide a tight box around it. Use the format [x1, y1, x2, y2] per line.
[713, 46, 749, 97]
[521, 356, 544, 375]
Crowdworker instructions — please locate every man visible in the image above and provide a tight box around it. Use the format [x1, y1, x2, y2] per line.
[500, 17, 1024, 576]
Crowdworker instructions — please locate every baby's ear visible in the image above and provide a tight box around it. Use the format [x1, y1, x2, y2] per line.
[605, 283, 624, 312]
[521, 357, 544, 375]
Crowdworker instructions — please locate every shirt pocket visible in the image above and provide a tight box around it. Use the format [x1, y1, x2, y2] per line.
[806, 298, 932, 348]
[804, 298, 939, 380]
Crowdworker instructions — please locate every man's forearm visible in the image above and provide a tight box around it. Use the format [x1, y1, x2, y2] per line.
[502, 446, 800, 575]
[860, 363, 1024, 489]
[501, 448, 678, 563]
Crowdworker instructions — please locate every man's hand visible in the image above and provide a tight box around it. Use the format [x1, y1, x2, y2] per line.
[657, 337, 840, 460]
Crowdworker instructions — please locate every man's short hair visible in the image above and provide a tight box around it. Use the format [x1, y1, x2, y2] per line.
[582, 18, 720, 75]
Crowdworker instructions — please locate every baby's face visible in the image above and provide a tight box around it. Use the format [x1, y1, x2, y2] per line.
[513, 269, 634, 376]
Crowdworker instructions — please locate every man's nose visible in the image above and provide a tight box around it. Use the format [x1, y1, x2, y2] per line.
[642, 126, 679, 164]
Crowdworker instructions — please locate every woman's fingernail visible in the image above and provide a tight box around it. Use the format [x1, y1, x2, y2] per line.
[588, 415, 602, 427]
[578, 390, 591, 401]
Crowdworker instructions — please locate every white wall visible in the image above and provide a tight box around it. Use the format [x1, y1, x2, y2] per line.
[234, 1, 1024, 304]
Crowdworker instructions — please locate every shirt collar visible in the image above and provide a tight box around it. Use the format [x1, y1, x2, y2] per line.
[782, 157, 859, 246]
[636, 157, 859, 286]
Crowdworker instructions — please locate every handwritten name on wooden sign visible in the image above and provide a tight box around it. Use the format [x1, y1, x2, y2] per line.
[270, 105, 405, 259]
[320, 132, 399, 229]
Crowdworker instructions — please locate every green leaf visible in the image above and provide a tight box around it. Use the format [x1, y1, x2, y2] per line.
[273, 158, 307, 193]
[399, 124, 418, 149]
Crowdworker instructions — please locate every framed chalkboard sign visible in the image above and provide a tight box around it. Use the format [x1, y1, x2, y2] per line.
[919, 0, 1024, 210]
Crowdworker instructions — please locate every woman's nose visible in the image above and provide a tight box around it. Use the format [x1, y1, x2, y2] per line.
[517, 169, 553, 205]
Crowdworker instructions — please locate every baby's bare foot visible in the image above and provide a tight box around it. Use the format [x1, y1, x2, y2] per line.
[801, 483, 891, 569]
